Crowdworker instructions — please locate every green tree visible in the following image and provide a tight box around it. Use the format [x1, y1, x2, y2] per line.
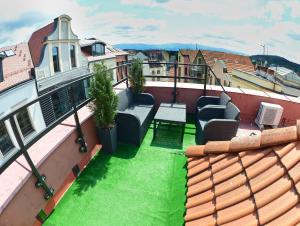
[128, 59, 145, 93]
[89, 63, 118, 128]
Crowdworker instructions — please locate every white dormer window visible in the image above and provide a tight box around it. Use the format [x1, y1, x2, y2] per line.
[4, 50, 15, 57]
[92, 43, 105, 56]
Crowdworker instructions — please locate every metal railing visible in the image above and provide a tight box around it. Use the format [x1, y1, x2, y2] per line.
[0, 61, 223, 199]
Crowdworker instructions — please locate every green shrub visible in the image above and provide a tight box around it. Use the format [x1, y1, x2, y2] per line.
[89, 63, 118, 128]
[128, 59, 145, 93]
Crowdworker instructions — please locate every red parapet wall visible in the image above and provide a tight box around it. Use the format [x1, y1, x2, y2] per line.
[0, 112, 100, 226]
[145, 84, 300, 126]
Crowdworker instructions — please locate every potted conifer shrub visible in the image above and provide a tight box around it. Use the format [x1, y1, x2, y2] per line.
[89, 63, 118, 153]
[128, 59, 145, 93]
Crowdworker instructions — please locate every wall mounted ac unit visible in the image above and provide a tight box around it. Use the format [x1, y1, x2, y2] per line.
[255, 102, 283, 129]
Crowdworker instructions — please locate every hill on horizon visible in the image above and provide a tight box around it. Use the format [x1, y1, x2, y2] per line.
[251, 55, 300, 73]
[114, 43, 244, 55]
[114, 43, 300, 72]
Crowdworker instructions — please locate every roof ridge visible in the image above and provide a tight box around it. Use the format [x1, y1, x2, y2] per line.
[186, 121, 300, 157]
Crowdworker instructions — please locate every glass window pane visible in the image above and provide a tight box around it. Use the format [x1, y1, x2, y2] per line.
[16, 108, 34, 138]
[51, 90, 72, 119]
[96, 44, 100, 54]
[52, 47, 60, 72]
[0, 121, 14, 156]
[70, 45, 76, 68]
[92, 44, 105, 56]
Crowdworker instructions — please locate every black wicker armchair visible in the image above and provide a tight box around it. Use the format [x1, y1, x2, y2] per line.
[195, 92, 231, 116]
[196, 102, 240, 144]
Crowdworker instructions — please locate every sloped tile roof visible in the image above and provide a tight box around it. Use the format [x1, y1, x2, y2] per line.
[179, 50, 201, 63]
[0, 42, 33, 92]
[28, 22, 55, 66]
[185, 121, 300, 225]
[201, 50, 254, 73]
[81, 38, 128, 62]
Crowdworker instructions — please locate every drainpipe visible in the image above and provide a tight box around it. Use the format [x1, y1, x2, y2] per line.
[0, 54, 5, 82]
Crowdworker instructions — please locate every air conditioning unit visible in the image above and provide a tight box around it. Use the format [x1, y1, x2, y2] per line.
[255, 102, 283, 129]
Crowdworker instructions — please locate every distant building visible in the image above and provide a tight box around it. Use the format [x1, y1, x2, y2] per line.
[269, 66, 300, 85]
[128, 51, 148, 61]
[115, 52, 129, 81]
[178, 50, 206, 82]
[201, 50, 254, 86]
[28, 15, 89, 126]
[0, 43, 46, 163]
[80, 38, 128, 82]
[231, 69, 282, 93]
[128, 50, 173, 82]
[143, 50, 170, 81]
[256, 65, 300, 96]
[128, 51, 151, 78]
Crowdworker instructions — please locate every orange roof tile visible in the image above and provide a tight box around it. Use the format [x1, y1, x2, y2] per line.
[185, 121, 300, 225]
[201, 50, 254, 73]
[0, 43, 33, 92]
[28, 22, 55, 66]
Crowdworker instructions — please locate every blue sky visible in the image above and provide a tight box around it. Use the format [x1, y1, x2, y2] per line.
[1, 0, 300, 62]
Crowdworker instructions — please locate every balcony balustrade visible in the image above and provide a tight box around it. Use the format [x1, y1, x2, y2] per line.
[1, 62, 300, 225]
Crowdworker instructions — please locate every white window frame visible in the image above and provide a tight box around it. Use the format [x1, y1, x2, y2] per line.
[0, 120, 18, 166]
[14, 107, 36, 142]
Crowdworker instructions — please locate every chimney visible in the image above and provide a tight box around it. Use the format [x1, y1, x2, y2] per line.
[0, 54, 5, 82]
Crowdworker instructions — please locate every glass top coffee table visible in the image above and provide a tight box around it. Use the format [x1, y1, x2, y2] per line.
[153, 103, 186, 144]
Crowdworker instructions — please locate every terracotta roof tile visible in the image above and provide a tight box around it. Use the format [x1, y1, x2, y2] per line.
[0, 42, 33, 91]
[185, 121, 300, 225]
[28, 22, 55, 66]
[201, 50, 254, 73]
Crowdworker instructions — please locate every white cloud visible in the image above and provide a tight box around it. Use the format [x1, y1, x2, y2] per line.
[119, 0, 300, 63]
[120, 0, 161, 7]
[0, 0, 91, 45]
[121, 0, 265, 20]
[289, 0, 300, 18]
[1, 0, 300, 63]
[0, 0, 89, 21]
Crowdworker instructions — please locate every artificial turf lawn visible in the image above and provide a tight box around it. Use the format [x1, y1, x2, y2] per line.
[45, 120, 196, 226]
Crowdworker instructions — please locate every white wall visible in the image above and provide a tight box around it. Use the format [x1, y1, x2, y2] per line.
[142, 60, 151, 76]
[211, 61, 226, 86]
[89, 58, 117, 83]
[35, 16, 88, 91]
[0, 80, 46, 165]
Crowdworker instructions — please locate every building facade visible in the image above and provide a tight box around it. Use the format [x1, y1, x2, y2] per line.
[0, 43, 45, 165]
[80, 38, 128, 82]
[256, 65, 300, 96]
[128, 51, 151, 79]
[201, 50, 254, 87]
[178, 50, 206, 82]
[144, 50, 169, 81]
[28, 15, 89, 126]
[231, 69, 282, 92]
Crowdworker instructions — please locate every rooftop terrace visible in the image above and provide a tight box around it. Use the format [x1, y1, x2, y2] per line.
[44, 119, 193, 226]
[1, 63, 300, 226]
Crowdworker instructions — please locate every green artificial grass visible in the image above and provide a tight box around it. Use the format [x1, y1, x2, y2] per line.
[45, 118, 196, 226]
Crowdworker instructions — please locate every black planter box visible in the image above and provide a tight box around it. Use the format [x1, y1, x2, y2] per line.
[97, 126, 117, 154]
